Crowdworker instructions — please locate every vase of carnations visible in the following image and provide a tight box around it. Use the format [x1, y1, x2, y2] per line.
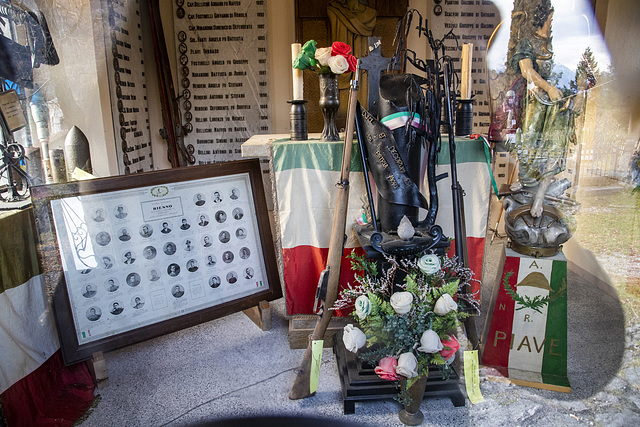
[292, 40, 357, 142]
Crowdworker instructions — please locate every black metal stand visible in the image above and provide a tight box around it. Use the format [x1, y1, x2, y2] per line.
[333, 332, 466, 415]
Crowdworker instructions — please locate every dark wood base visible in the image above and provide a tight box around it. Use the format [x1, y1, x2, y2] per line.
[334, 333, 466, 414]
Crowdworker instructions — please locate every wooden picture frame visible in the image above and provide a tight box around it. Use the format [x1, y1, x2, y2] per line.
[31, 159, 281, 365]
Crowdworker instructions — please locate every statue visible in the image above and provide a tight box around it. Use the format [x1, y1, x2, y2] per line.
[489, 0, 589, 256]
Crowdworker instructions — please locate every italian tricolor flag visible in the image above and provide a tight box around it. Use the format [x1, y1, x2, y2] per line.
[0, 209, 95, 425]
[481, 247, 570, 392]
[272, 136, 491, 315]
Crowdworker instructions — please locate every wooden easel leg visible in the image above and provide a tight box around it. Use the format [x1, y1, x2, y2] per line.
[88, 351, 109, 389]
[243, 300, 271, 331]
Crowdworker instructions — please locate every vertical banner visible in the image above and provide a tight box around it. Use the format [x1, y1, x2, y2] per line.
[481, 246, 570, 392]
[172, 0, 270, 165]
[430, 0, 502, 134]
[102, 0, 155, 174]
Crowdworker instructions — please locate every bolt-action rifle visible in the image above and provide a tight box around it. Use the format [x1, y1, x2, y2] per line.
[289, 64, 360, 400]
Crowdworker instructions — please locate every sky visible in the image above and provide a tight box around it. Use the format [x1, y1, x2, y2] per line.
[487, 0, 611, 73]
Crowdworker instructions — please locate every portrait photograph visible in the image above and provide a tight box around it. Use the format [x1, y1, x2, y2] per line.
[167, 263, 181, 277]
[101, 256, 114, 270]
[202, 235, 213, 247]
[198, 214, 209, 227]
[143, 246, 157, 260]
[187, 259, 199, 272]
[183, 239, 194, 252]
[194, 193, 206, 206]
[96, 231, 111, 246]
[229, 187, 239, 200]
[209, 275, 221, 288]
[86, 306, 102, 321]
[148, 269, 161, 282]
[205, 254, 217, 267]
[232, 207, 244, 220]
[82, 284, 97, 298]
[123, 251, 136, 264]
[114, 205, 128, 219]
[110, 301, 124, 315]
[179, 218, 191, 230]
[215, 210, 227, 223]
[139, 224, 153, 238]
[218, 230, 230, 244]
[222, 251, 234, 264]
[171, 284, 185, 298]
[160, 221, 172, 234]
[126, 272, 141, 287]
[226, 271, 238, 284]
[163, 242, 177, 256]
[131, 296, 145, 309]
[104, 278, 119, 292]
[118, 227, 132, 241]
[93, 208, 106, 222]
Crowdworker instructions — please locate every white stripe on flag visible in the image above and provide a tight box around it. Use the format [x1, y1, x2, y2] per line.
[432, 162, 491, 239]
[508, 258, 553, 383]
[276, 168, 366, 249]
[0, 275, 59, 394]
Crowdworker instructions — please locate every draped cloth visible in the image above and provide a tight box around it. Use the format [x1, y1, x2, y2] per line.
[327, 0, 377, 112]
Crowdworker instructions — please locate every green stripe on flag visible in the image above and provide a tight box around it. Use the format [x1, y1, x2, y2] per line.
[436, 137, 488, 165]
[541, 259, 570, 388]
[273, 139, 363, 173]
[0, 208, 42, 294]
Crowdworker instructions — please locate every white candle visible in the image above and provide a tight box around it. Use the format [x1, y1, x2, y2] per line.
[291, 43, 304, 100]
[461, 43, 473, 100]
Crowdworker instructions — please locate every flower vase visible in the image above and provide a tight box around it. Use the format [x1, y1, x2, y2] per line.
[318, 72, 340, 141]
[398, 375, 428, 426]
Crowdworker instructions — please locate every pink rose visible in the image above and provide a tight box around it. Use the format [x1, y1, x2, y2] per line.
[374, 356, 398, 381]
[331, 41, 351, 56]
[440, 335, 460, 361]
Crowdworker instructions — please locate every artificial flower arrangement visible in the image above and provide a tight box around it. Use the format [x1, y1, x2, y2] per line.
[334, 251, 479, 404]
[292, 40, 358, 75]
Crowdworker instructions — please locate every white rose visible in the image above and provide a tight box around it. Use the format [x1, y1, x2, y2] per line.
[315, 47, 332, 66]
[328, 55, 349, 74]
[434, 293, 458, 316]
[395, 352, 418, 378]
[390, 291, 413, 314]
[417, 329, 443, 353]
[355, 295, 372, 320]
[417, 254, 441, 275]
[342, 324, 367, 353]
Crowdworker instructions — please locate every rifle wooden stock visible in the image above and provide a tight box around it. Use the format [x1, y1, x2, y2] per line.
[289, 70, 360, 400]
[443, 63, 479, 349]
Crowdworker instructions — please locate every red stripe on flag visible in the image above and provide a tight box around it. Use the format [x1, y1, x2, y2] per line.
[282, 245, 365, 316]
[482, 254, 520, 373]
[446, 236, 485, 299]
[0, 350, 95, 426]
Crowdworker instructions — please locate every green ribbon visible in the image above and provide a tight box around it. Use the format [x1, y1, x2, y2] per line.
[475, 136, 501, 199]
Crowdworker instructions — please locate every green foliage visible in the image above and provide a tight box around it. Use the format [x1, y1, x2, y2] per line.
[348, 251, 377, 277]
[404, 273, 419, 295]
[502, 271, 567, 314]
[339, 252, 480, 403]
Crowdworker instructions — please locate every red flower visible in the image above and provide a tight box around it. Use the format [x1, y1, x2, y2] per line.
[331, 41, 351, 57]
[346, 54, 357, 72]
[440, 335, 460, 361]
[374, 356, 398, 381]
